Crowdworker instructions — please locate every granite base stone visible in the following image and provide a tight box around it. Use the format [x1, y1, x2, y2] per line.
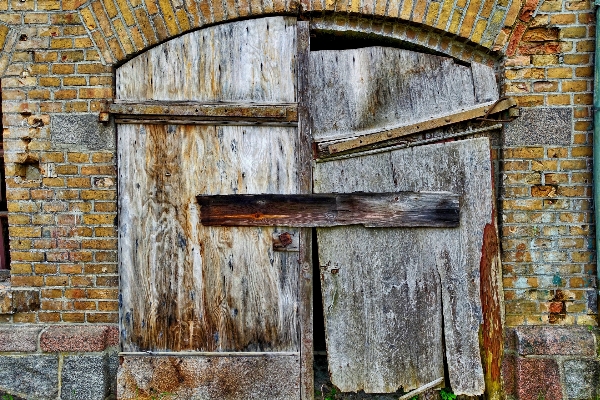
[563, 359, 599, 399]
[61, 353, 118, 400]
[0, 326, 41, 352]
[0, 355, 59, 400]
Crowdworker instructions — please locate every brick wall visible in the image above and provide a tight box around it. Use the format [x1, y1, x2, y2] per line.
[0, 0, 598, 398]
[500, 0, 597, 327]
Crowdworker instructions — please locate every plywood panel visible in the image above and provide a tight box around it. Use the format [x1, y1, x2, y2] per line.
[118, 124, 300, 352]
[314, 138, 491, 395]
[309, 47, 481, 142]
[117, 16, 297, 103]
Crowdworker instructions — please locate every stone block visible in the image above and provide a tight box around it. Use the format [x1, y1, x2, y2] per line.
[12, 289, 40, 313]
[118, 355, 301, 399]
[503, 107, 571, 146]
[0, 355, 59, 400]
[0, 287, 11, 314]
[516, 358, 562, 400]
[51, 114, 115, 150]
[563, 359, 599, 399]
[40, 325, 118, 352]
[515, 326, 596, 356]
[61, 353, 118, 400]
[0, 325, 41, 352]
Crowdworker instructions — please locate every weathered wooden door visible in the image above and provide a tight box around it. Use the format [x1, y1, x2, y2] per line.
[114, 20, 504, 399]
[310, 46, 501, 397]
[116, 17, 306, 399]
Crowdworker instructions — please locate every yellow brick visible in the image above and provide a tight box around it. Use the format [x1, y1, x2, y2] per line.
[158, 0, 180, 36]
[470, 19, 487, 44]
[50, 38, 73, 49]
[107, 37, 125, 61]
[561, 26, 588, 39]
[80, 6, 97, 30]
[79, 87, 113, 100]
[113, 19, 135, 55]
[104, 0, 118, 17]
[91, 0, 114, 36]
[425, 1, 440, 25]
[435, 0, 453, 30]
[175, 8, 191, 31]
[116, 0, 136, 25]
[83, 214, 115, 225]
[0, 25, 9, 51]
[547, 94, 571, 105]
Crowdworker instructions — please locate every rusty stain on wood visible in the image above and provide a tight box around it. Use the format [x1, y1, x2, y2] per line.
[197, 192, 460, 228]
[119, 123, 301, 353]
[320, 98, 516, 156]
[109, 101, 298, 124]
[272, 231, 300, 252]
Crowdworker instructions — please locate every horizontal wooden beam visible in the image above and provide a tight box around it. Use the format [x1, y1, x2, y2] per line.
[318, 98, 516, 157]
[110, 101, 298, 125]
[197, 192, 460, 228]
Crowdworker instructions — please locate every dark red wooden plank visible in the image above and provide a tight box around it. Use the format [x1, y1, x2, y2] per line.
[197, 192, 460, 228]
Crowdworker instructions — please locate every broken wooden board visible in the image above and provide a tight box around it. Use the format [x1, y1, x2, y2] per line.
[314, 137, 490, 396]
[197, 192, 459, 227]
[317, 98, 515, 157]
[309, 47, 498, 144]
[117, 16, 297, 103]
[119, 124, 301, 353]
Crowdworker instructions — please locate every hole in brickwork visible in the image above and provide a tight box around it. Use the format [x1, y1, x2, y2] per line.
[15, 158, 41, 180]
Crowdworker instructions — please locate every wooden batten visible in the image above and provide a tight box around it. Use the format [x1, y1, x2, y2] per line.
[197, 192, 460, 228]
[110, 101, 298, 125]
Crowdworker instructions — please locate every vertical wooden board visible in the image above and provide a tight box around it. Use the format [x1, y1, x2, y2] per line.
[119, 123, 301, 352]
[314, 152, 445, 394]
[388, 137, 491, 396]
[314, 137, 491, 396]
[116, 16, 297, 103]
[309, 47, 477, 141]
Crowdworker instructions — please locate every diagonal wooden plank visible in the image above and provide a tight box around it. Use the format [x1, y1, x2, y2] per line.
[196, 192, 460, 228]
[318, 98, 516, 157]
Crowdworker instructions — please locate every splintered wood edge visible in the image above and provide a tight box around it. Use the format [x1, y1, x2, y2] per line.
[319, 98, 516, 156]
[196, 192, 460, 228]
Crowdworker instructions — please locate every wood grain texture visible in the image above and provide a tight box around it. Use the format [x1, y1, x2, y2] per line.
[314, 138, 491, 395]
[197, 192, 459, 227]
[117, 16, 297, 103]
[296, 21, 314, 400]
[118, 123, 300, 352]
[309, 47, 482, 143]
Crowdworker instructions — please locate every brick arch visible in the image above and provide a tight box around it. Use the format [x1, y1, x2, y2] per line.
[77, 0, 521, 65]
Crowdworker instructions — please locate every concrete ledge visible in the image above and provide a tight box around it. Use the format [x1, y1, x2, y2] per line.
[40, 325, 118, 352]
[515, 326, 596, 356]
[0, 326, 42, 352]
